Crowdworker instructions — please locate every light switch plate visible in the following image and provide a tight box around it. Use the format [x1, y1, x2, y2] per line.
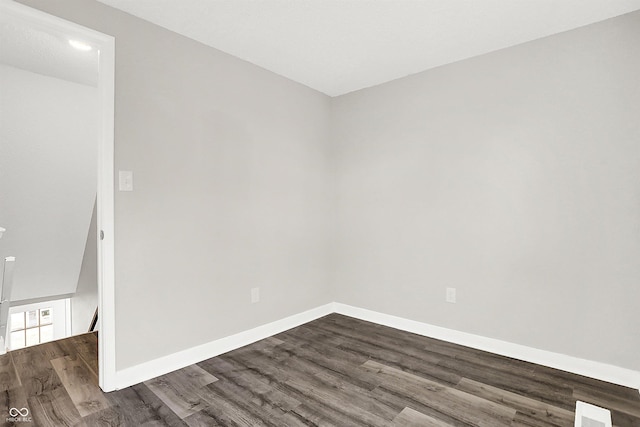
[119, 170, 133, 191]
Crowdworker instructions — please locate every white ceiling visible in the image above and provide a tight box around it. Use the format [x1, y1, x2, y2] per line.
[96, 0, 640, 96]
[0, 14, 99, 86]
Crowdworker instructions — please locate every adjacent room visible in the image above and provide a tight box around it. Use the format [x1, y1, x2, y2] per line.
[0, 14, 100, 352]
[1, 0, 639, 426]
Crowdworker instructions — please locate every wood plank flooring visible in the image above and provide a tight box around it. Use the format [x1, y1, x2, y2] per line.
[1, 314, 639, 426]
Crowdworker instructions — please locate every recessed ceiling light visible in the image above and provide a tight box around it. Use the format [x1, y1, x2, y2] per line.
[69, 39, 92, 51]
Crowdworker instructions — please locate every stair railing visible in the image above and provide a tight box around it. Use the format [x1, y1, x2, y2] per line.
[0, 256, 16, 354]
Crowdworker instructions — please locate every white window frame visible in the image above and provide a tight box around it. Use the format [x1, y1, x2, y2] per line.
[8, 298, 71, 349]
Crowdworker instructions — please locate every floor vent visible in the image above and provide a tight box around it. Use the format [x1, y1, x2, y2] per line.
[575, 401, 612, 427]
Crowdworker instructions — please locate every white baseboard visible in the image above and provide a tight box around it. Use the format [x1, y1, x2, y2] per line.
[112, 301, 640, 392]
[333, 303, 640, 391]
[114, 303, 335, 390]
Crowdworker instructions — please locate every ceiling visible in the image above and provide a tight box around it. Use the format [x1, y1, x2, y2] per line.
[96, 0, 640, 96]
[0, 13, 99, 86]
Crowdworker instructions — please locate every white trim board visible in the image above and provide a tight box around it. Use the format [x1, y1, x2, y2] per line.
[114, 303, 335, 390]
[333, 303, 640, 391]
[113, 301, 640, 391]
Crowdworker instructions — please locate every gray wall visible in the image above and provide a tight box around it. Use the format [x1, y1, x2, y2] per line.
[18, 0, 332, 370]
[71, 200, 98, 335]
[331, 11, 640, 371]
[16, 0, 640, 374]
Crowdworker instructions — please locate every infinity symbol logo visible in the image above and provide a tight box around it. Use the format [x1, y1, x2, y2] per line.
[9, 407, 29, 417]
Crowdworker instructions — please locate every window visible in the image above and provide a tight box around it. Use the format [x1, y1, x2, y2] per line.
[10, 308, 54, 349]
[8, 299, 70, 350]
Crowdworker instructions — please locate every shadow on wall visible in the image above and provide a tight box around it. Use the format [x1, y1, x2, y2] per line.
[71, 198, 98, 335]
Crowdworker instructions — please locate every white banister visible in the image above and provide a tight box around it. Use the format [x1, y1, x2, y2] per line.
[0, 256, 16, 354]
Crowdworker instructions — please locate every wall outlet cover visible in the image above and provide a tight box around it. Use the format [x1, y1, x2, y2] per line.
[251, 287, 260, 304]
[446, 287, 456, 303]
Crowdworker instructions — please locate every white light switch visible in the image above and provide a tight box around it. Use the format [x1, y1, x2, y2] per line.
[119, 170, 133, 191]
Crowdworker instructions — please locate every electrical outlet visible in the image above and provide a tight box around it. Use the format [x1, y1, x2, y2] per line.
[251, 287, 260, 303]
[446, 287, 456, 303]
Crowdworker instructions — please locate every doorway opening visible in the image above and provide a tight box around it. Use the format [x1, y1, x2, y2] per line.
[0, 1, 115, 391]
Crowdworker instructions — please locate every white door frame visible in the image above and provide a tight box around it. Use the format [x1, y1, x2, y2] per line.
[1, 0, 117, 391]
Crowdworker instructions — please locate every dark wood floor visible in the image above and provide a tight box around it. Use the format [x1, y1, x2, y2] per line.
[1, 314, 639, 426]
